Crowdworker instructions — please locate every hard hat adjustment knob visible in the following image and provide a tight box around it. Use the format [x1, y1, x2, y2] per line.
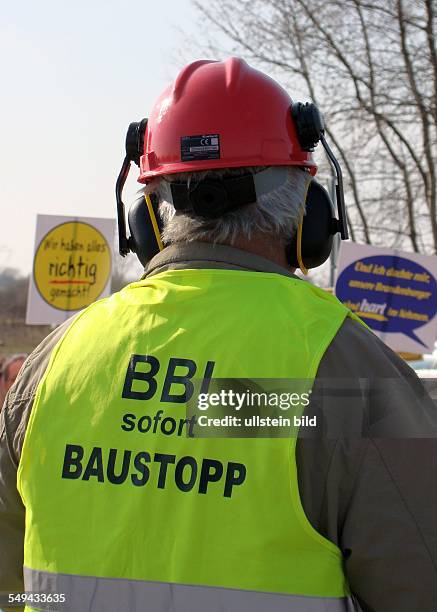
[125, 119, 148, 166]
[292, 103, 325, 152]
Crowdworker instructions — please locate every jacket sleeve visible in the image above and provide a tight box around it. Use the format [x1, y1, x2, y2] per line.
[0, 394, 26, 593]
[342, 438, 437, 611]
[0, 321, 71, 601]
[297, 318, 437, 612]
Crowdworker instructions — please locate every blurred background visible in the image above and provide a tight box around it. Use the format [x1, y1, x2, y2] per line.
[1, 0, 436, 373]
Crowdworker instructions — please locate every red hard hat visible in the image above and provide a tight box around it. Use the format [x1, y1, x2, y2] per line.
[138, 58, 317, 183]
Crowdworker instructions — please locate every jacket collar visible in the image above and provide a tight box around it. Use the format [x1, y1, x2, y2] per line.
[144, 242, 299, 280]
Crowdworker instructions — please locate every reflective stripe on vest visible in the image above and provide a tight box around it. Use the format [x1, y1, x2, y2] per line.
[18, 269, 363, 605]
[24, 567, 359, 612]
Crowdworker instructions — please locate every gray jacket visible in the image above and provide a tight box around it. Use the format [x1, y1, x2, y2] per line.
[1, 242, 436, 612]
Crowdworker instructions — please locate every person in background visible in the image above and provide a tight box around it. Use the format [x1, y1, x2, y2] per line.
[0, 354, 27, 410]
[0, 358, 3, 407]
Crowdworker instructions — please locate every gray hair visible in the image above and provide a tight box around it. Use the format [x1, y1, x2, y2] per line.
[146, 166, 310, 247]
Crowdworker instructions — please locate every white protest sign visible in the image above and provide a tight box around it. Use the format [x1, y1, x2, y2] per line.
[335, 242, 437, 354]
[26, 215, 115, 325]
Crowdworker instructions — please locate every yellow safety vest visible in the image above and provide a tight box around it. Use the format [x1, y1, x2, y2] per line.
[18, 269, 360, 611]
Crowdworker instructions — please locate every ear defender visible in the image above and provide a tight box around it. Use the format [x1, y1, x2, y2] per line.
[286, 180, 336, 271]
[116, 118, 165, 264]
[288, 102, 349, 273]
[128, 193, 164, 267]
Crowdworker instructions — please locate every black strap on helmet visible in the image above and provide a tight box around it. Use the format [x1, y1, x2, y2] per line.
[170, 174, 257, 219]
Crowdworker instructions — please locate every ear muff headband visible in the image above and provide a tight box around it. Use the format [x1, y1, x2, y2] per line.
[144, 194, 164, 252]
[116, 119, 149, 257]
[291, 103, 348, 240]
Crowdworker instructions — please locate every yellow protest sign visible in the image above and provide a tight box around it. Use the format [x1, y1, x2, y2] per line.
[33, 221, 111, 311]
[27, 215, 115, 324]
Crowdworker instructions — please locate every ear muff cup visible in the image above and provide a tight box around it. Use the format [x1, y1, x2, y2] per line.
[128, 193, 163, 267]
[287, 180, 336, 270]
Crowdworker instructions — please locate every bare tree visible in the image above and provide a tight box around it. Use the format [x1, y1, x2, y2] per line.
[192, 0, 437, 254]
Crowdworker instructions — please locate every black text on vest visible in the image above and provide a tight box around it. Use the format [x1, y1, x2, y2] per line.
[122, 355, 215, 403]
[62, 444, 246, 498]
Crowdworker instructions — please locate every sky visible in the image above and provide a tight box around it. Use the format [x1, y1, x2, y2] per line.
[0, 0, 201, 274]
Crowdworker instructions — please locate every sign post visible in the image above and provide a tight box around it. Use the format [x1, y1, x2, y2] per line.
[26, 215, 115, 325]
[335, 242, 437, 354]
